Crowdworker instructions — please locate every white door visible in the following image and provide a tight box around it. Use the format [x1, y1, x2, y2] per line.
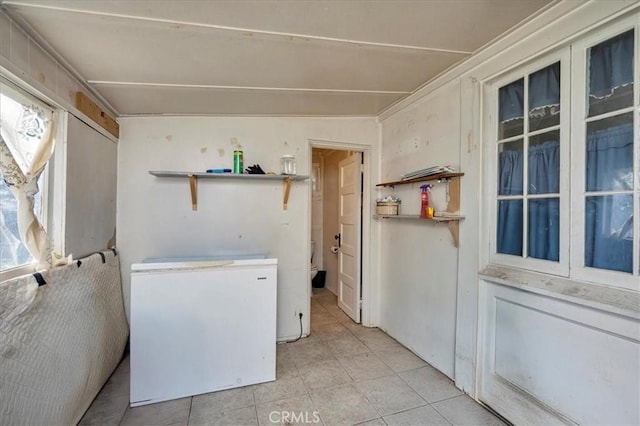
[337, 153, 362, 322]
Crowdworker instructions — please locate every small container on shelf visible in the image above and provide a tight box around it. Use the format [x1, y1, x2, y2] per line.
[376, 202, 400, 215]
[281, 155, 297, 175]
[376, 195, 401, 215]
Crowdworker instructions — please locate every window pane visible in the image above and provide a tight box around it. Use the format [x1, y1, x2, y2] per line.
[529, 62, 560, 131]
[499, 79, 524, 139]
[586, 113, 634, 192]
[585, 195, 633, 273]
[497, 200, 523, 256]
[587, 30, 634, 117]
[529, 131, 560, 195]
[528, 198, 559, 261]
[498, 140, 523, 195]
[0, 172, 35, 269]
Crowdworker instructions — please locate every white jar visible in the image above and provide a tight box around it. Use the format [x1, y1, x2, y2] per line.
[281, 155, 297, 175]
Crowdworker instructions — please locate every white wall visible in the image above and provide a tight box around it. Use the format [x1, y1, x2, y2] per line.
[117, 116, 378, 339]
[378, 80, 461, 378]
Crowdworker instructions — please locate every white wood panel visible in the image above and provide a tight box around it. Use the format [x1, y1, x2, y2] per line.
[2, 0, 554, 116]
[28, 37, 56, 89]
[65, 114, 117, 258]
[338, 153, 362, 322]
[321, 150, 349, 295]
[10, 6, 464, 93]
[95, 85, 405, 116]
[9, 20, 29, 74]
[0, 13, 10, 59]
[479, 281, 640, 425]
[5, 0, 552, 52]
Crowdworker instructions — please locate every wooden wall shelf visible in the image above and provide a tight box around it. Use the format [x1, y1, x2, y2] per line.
[374, 214, 465, 222]
[375, 172, 464, 247]
[149, 171, 309, 211]
[376, 172, 464, 187]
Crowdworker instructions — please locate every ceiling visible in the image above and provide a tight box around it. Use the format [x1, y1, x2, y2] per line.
[2, 0, 553, 116]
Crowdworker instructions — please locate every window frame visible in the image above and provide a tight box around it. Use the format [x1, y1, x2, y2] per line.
[484, 15, 639, 291]
[0, 169, 47, 281]
[486, 49, 571, 277]
[0, 76, 60, 281]
[569, 17, 639, 290]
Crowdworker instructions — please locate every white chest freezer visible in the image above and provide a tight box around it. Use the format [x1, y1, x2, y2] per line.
[130, 257, 277, 406]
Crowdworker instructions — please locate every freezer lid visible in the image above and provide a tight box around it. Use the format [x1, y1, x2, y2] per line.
[142, 254, 266, 263]
[131, 257, 277, 272]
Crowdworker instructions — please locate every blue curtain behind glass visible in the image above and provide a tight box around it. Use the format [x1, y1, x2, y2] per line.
[498, 148, 523, 195]
[586, 123, 634, 191]
[497, 139, 523, 256]
[497, 199, 522, 256]
[497, 140, 559, 259]
[529, 62, 560, 111]
[528, 198, 560, 261]
[589, 30, 634, 98]
[528, 141, 560, 261]
[499, 80, 523, 122]
[585, 123, 634, 273]
[529, 141, 560, 194]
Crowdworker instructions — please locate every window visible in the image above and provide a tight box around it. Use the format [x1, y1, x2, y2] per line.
[491, 52, 570, 276]
[488, 18, 639, 290]
[497, 61, 562, 261]
[0, 76, 55, 277]
[571, 24, 638, 289]
[0, 171, 44, 269]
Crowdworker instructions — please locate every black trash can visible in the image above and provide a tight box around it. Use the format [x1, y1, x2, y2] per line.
[312, 270, 326, 288]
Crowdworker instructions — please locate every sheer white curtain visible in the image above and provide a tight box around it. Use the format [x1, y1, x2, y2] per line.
[0, 81, 58, 269]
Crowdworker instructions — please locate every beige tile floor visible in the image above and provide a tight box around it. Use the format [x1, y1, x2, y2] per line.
[80, 290, 506, 426]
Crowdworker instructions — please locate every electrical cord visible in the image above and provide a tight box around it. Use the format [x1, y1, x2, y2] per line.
[281, 313, 304, 344]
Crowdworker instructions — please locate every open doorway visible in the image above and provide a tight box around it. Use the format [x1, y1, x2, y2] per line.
[310, 146, 364, 324]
